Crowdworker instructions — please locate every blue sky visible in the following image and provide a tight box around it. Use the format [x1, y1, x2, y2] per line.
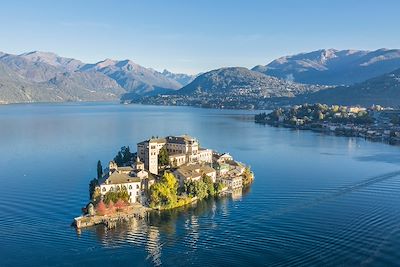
[1, 0, 399, 74]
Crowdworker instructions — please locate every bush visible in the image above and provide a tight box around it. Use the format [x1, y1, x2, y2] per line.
[104, 187, 130, 204]
[96, 200, 107, 216]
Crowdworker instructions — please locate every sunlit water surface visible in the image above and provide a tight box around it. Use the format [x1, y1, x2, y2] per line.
[1, 103, 400, 266]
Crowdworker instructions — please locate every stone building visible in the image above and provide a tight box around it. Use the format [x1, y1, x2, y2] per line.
[137, 135, 213, 175]
[173, 163, 216, 186]
[99, 172, 141, 203]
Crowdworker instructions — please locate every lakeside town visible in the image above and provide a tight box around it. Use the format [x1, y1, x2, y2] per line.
[255, 104, 400, 145]
[74, 135, 254, 229]
[127, 92, 297, 110]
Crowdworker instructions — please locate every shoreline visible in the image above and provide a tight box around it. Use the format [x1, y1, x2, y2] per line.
[257, 120, 400, 147]
[73, 188, 239, 229]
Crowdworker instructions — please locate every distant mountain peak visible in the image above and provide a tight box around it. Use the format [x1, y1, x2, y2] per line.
[95, 58, 118, 69]
[19, 50, 84, 71]
[253, 48, 400, 85]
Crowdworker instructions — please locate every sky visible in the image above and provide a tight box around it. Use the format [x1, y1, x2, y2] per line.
[1, 0, 399, 74]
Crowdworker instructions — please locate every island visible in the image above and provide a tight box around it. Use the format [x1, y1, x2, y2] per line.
[74, 135, 254, 229]
[255, 103, 400, 145]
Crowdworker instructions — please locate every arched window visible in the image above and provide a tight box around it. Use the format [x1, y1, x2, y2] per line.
[116, 185, 120, 190]
[129, 185, 132, 190]
[102, 187, 106, 192]
[136, 184, 140, 189]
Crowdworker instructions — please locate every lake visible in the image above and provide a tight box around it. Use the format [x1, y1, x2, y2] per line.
[1, 102, 400, 267]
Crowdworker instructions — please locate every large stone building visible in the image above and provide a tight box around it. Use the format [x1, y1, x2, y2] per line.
[97, 158, 152, 204]
[137, 135, 213, 175]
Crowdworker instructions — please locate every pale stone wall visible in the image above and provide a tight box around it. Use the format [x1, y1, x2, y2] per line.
[100, 181, 141, 203]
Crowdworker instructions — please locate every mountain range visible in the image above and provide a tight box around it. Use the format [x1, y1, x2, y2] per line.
[0, 51, 195, 104]
[253, 48, 400, 86]
[1, 48, 400, 107]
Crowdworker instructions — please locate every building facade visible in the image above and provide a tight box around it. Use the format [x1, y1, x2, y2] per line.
[137, 135, 213, 175]
[99, 172, 141, 203]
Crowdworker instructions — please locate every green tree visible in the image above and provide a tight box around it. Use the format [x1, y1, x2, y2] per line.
[122, 146, 132, 164]
[202, 174, 215, 196]
[114, 151, 123, 166]
[104, 187, 130, 204]
[149, 172, 178, 209]
[242, 167, 254, 186]
[97, 160, 103, 179]
[113, 146, 133, 166]
[214, 182, 224, 193]
[158, 146, 169, 166]
[89, 178, 98, 200]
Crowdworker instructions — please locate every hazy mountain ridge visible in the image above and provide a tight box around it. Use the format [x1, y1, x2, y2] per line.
[0, 51, 192, 103]
[295, 67, 400, 107]
[177, 67, 326, 98]
[81, 59, 183, 95]
[0, 60, 125, 104]
[253, 48, 400, 85]
[161, 69, 196, 87]
[2, 48, 400, 106]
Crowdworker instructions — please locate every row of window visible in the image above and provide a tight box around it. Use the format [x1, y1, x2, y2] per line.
[102, 184, 140, 192]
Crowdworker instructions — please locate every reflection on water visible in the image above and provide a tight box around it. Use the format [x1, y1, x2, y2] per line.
[88, 196, 236, 266]
[1, 103, 400, 267]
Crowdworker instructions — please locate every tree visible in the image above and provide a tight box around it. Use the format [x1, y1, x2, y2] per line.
[149, 172, 178, 209]
[203, 174, 215, 196]
[89, 178, 98, 200]
[97, 160, 103, 179]
[158, 146, 169, 166]
[115, 199, 126, 211]
[107, 200, 115, 214]
[96, 200, 107, 216]
[104, 187, 130, 204]
[183, 179, 208, 199]
[122, 146, 133, 164]
[114, 146, 133, 166]
[92, 187, 101, 202]
[214, 182, 224, 193]
[161, 172, 177, 191]
[242, 167, 254, 186]
[114, 151, 123, 166]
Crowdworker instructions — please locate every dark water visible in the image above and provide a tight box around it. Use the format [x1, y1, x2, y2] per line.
[1, 103, 400, 267]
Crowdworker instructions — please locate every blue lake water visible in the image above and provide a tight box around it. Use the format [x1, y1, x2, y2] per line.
[1, 103, 400, 266]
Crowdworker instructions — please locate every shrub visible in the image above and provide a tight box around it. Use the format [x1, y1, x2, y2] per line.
[96, 200, 107, 216]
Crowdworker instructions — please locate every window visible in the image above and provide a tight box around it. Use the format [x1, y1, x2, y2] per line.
[129, 185, 132, 189]
[136, 184, 140, 189]
[102, 187, 106, 192]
